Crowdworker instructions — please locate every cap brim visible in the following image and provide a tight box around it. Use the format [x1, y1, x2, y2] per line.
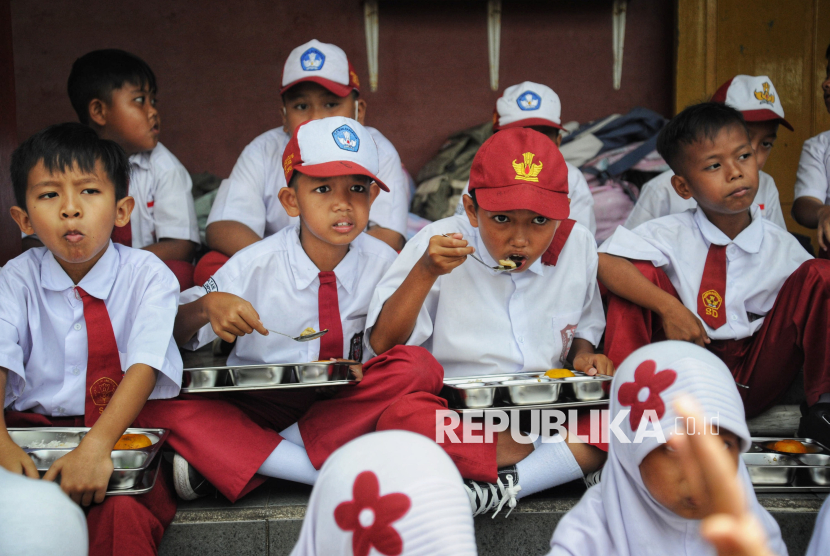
[280, 77, 355, 98]
[474, 183, 569, 220]
[294, 161, 389, 192]
[741, 108, 794, 131]
[495, 118, 564, 132]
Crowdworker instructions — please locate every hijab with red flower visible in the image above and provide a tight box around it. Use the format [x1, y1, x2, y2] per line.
[290, 431, 477, 556]
[547, 341, 786, 556]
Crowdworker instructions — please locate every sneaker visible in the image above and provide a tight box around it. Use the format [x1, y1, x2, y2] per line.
[463, 466, 522, 518]
[583, 468, 603, 488]
[797, 402, 830, 449]
[173, 453, 215, 501]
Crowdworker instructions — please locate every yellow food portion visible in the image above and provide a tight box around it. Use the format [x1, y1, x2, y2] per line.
[498, 259, 517, 268]
[545, 369, 575, 379]
[769, 440, 808, 454]
[300, 327, 318, 337]
[114, 434, 152, 450]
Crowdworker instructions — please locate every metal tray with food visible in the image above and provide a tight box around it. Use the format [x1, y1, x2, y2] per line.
[442, 370, 612, 411]
[743, 437, 830, 491]
[180, 360, 359, 393]
[8, 427, 168, 493]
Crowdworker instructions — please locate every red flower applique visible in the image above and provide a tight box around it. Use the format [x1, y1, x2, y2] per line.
[617, 360, 677, 431]
[334, 471, 411, 556]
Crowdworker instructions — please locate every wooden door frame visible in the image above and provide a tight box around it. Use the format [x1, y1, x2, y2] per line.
[0, 0, 20, 265]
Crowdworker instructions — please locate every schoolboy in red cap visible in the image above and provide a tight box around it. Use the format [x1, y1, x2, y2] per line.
[195, 39, 409, 285]
[366, 128, 611, 517]
[625, 75, 791, 230]
[599, 102, 830, 448]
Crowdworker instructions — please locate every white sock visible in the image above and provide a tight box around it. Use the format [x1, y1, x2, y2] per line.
[280, 422, 304, 446]
[818, 393, 830, 404]
[514, 436, 583, 498]
[257, 439, 318, 485]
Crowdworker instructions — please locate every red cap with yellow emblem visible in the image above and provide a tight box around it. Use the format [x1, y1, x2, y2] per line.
[469, 128, 570, 220]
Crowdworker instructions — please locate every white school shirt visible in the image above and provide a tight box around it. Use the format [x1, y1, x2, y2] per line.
[206, 126, 409, 238]
[600, 205, 811, 341]
[0, 243, 183, 416]
[453, 161, 598, 236]
[180, 225, 398, 364]
[365, 215, 605, 378]
[794, 130, 830, 204]
[128, 142, 201, 248]
[624, 168, 786, 230]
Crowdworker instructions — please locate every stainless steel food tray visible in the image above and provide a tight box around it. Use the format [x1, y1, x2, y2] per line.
[181, 360, 359, 393]
[442, 371, 612, 411]
[8, 427, 168, 494]
[745, 437, 830, 491]
[107, 454, 161, 496]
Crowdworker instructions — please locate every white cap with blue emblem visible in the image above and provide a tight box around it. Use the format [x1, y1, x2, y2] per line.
[281, 39, 361, 98]
[281, 116, 389, 192]
[495, 81, 563, 131]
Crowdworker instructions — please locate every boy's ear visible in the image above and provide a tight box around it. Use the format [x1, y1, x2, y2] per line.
[115, 196, 135, 229]
[670, 174, 694, 200]
[281, 106, 288, 133]
[462, 194, 479, 228]
[356, 99, 367, 125]
[369, 181, 380, 206]
[278, 186, 301, 217]
[554, 134, 562, 147]
[88, 98, 108, 127]
[9, 206, 34, 236]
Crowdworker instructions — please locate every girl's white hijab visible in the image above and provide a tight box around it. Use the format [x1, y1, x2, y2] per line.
[547, 341, 787, 556]
[290, 430, 477, 556]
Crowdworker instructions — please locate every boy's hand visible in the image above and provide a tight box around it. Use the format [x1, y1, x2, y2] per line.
[43, 437, 114, 506]
[817, 205, 830, 251]
[0, 435, 39, 478]
[573, 353, 615, 376]
[418, 234, 475, 278]
[202, 292, 268, 343]
[658, 299, 711, 347]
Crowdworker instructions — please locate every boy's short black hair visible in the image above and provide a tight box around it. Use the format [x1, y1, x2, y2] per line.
[11, 122, 131, 209]
[656, 102, 749, 174]
[67, 49, 157, 125]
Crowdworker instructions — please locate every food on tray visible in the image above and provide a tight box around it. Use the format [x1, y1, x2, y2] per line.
[768, 439, 808, 454]
[26, 439, 79, 449]
[114, 434, 152, 450]
[498, 259, 517, 268]
[545, 369, 575, 379]
[300, 327, 318, 337]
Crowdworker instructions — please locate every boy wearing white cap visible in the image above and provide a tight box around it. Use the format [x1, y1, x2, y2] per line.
[792, 43, 830, 257]
[156, 118, 440, 501]
[625, 75, 791, 230]
[454, 81, 597, 235]
[196, 39, 409, 285]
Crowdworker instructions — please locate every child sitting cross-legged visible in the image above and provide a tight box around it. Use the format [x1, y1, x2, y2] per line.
[367, 128, 612, 517]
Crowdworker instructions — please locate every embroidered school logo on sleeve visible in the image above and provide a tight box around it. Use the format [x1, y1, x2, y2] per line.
[203, 277, 219, 294]
[512, 152, 543, 182]
[517, 90, 541, 111]
[300, 47, 325, 71]
[559, 323, 577, 363]
[332, 125, 360, 152]
[701, 289, 723, 319]
[753, 82, 775, 106]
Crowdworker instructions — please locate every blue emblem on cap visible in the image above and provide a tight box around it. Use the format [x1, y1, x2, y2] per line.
[300, 47, 325, 72]
[332, 125, 360, 152]
[517, 91, 541, 111]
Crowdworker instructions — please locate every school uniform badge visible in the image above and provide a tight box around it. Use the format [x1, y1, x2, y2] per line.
[332, 125, 360, 152]
[512, 152, 543, 182]
[301, 47, 325, 71]
[753, 82, 775, 106]
[203, 277, 219, 294]
[701, 289, 723, 319]
[517, 90, 542, 111]
[90, 377, 119, 414]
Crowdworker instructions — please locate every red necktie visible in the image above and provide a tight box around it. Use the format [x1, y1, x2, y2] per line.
[697, 244, 727, 330]
[111, 223, 132, 247]
[77, 287, 123, 426]
[318, 271, 344, 360]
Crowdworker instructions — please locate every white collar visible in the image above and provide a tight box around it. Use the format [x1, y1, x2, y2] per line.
[693, 204, 764, 254]
[286, 226, 359, 295]
[41, 241, 119, 299]
[129, 150, 152, 171]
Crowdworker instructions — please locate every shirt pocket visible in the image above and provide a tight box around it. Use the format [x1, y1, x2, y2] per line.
[551, 311, 582, 365]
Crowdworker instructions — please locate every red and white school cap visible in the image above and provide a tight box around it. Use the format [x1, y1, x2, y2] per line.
[281, 39, 360, 97]
[469, 127, 569, 220]
[282, 116, 388, 191]
[494, 81, 564, 131]
[711, 75, 793, 131]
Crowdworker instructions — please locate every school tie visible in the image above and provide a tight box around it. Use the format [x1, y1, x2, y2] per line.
[76, 287, 123, 426]
[317, 271, 344, 360]
[697, 244, 727, 330]
[110, 223, 132, 247]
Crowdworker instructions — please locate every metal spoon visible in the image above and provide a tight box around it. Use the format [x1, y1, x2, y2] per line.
[267, 328, 329, 342]
[441, 233, 518, 272]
